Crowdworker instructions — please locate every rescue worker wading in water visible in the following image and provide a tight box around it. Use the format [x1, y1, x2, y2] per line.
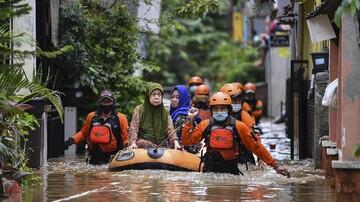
[192, 84, 212, 120]
[243, 82, 264, 124]
[182, 92, 290, 176]
[64, 90, 129, 164]
[220, 83, 263, 167]
[188, 76, 203, 99]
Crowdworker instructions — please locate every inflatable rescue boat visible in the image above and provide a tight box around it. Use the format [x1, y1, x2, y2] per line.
[108, 148, 201, 172]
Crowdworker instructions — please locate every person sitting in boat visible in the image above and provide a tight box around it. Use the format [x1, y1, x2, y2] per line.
[64, 90, 129, 164]
[170, 85, 200, 153]
[181, 92, 290, 176]
[128, 83, 181, 149]
[192, 84, 212, 120]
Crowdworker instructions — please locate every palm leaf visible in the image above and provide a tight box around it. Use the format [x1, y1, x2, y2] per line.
[0, 69, 64, 122]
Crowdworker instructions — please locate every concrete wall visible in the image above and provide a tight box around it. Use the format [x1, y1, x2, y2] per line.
[266, 47, 290, 117]
[339, 13, 360, 162]
[12, 0, 36, 82]
[314, 72, 329, 168]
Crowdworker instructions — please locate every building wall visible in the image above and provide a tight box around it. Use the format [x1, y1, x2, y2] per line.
[328, 41, 338, 143]
[266, 47, 290, 117]
[13, 0, 36, 82]
[339, 13, 360, 161]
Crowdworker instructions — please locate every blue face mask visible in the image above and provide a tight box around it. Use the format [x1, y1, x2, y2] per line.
[213, 111, 228, 122]
[231, 104, 242, 112]
[189, 85, 197, 94]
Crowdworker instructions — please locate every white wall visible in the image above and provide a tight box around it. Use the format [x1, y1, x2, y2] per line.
[12, 0, 36, 82]
[266, 47, 291, 117]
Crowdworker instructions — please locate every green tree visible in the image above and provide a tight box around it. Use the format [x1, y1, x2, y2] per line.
[145, 0, 229, 85]
[146, 0, 261, 89]
[0, 0, 64, 171]
[58, 2, 154, 116]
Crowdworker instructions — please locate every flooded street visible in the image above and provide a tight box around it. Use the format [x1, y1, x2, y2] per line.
[22, 120, 337, 201]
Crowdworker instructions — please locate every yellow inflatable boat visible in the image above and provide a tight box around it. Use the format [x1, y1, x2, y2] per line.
[108, 148, 201, 172]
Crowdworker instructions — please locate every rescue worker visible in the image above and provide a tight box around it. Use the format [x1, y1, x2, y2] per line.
[182, 92, 290, 176]
[188, 76, 203, 99]
[231, 82, 244, 102]
[64, 90, 129, 164]
[128, 83, 181, 149]
[220, 83, 258, 166]
[192, 84, 212, 120]
[243, 82, 264, 124]
[232, 82, 244, 91]
[170, 85, 200, 153]
[220, 83, 254, 126]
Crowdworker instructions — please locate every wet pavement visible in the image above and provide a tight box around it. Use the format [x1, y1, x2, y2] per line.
[19, 120, 339, 202]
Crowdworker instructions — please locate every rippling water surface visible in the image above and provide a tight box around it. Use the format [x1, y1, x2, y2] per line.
[21, 121, 337, 201]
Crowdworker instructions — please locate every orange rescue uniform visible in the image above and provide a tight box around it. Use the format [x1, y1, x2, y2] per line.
[233, 110, 255, 127]
[72, 112, 129, 151]
[181, 119, 275, 167]
[242, 100, 264, 122]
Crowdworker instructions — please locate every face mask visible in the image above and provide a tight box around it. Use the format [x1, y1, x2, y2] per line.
[189, 85, 197, 94]
[213, 111, 228, 122]
[232, 104, 242, 112]
[99, 105, 114, 113]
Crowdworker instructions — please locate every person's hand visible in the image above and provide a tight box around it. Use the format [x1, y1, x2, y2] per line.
[64, 138, 74, 150]
[128, 143, 138, 149]
[258, 159, 266, 169]
[252, 124, 262, 135]
[274, 165, 290, 178]
[187, 107, 199, 122]
[173, 140, 182, 150]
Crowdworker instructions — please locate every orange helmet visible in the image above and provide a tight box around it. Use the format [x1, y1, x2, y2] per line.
[195, 84, 210, 95]
[244, 82, 256, 93]
[209, 92, 232, 106]
[188, 76, 203, 86]
[220, 83, 242, 97]
[232, 82, 244, 91]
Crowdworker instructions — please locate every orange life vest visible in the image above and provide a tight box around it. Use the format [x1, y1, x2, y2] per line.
[204, 117, 240, 160]
[88, 112, 123, 153]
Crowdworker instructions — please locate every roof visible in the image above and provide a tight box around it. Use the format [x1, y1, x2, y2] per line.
[306, 0, 342, 19]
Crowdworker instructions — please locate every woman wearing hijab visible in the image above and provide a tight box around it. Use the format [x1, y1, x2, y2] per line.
[128, 83, 181, 149]
[170, 85, 201, 153]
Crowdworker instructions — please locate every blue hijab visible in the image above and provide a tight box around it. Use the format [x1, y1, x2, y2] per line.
[170, 85, 191, 122]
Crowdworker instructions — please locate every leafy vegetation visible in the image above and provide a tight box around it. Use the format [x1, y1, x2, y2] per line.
[335, 0, 360, 26]
[206, 42, 260, 89]
[146, 0, 261, 88]
[0, 0, 64, 174]
[58, 2, 155, 116]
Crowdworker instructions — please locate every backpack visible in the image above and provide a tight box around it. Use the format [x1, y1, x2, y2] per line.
[88, 111, 124, 150]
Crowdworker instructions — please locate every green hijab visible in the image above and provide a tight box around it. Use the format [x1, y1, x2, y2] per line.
[138, 83, 168, 144]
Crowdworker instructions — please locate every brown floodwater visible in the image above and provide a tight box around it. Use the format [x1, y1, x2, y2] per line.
[19, 156, 338, 202]
[17, 121, 346, 202]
